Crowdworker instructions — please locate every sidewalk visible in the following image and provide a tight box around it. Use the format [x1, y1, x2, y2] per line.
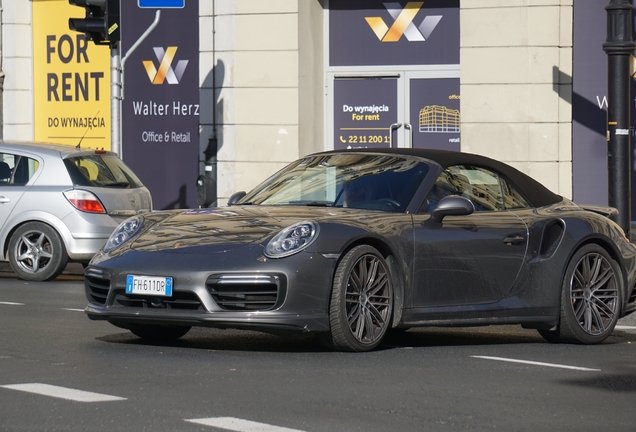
[0, 261, 84, 281]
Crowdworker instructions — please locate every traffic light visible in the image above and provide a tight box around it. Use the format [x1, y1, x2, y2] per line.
[68, 0, 120, 46]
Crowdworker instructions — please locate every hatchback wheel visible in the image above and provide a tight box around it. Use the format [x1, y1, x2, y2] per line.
[322, 245, 393, 352]
[540, 244, 621, 344]
[8, 222, 68, 281]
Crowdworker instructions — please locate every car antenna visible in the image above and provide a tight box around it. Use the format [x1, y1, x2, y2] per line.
[76, 111, 100, 149]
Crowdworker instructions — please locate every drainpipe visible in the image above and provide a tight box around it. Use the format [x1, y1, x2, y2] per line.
[196, 0, 217, 208]
[0, 0, 4, 140]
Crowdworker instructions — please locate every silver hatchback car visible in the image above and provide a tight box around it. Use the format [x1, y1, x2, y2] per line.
[0, 142, 152, 281]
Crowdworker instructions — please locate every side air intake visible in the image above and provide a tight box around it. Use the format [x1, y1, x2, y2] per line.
[539, 219, 565, 259]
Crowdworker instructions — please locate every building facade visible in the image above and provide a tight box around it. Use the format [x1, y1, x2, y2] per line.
[1, 1, 620, 211]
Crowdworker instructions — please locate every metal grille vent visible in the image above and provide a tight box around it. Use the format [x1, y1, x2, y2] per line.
[206, 274, 283, 311]
[114, 290, 204, 310]
[85, 272, 110, 306]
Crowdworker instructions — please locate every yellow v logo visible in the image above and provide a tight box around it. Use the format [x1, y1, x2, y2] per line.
[142, 47, 189, 85]
[365, 2, 442, 42]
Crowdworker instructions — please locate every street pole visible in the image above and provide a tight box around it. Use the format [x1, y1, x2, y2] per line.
[603, 0, 636, 236]
[111, 44, 121, 157]
[113, 10, 161, 159]
[196, 1, 217, 208]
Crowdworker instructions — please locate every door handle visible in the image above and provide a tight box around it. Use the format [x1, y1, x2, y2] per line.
[0, 196, 9, 203]
[404, 123, 412, 148]
[389, 123, 402, 148]
[504, 235, 525, 245]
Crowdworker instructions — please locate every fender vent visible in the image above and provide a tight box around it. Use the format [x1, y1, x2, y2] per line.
[539, 220, 565, 259]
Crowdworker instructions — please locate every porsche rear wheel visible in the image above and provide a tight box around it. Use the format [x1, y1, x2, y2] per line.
[129, 325, 191, 341]
[540, 244, 621, 344]
[323, 245, 393, 352]
[8, 222, 68, 281]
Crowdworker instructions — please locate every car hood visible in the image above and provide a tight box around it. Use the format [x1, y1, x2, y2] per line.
[129, 205, 382, 253]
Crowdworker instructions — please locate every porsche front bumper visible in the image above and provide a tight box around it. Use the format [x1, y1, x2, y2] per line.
[84, 248, 336, 333]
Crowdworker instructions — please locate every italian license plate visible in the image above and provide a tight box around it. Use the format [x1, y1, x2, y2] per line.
[126, 275, 173, 296]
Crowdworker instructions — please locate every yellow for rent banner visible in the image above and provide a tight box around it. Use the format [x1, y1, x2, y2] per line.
[32, 0, 110, 149]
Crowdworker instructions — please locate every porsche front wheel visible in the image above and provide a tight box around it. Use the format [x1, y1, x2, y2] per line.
[540, 244, 622, 344]
[323, 245, 393, 352]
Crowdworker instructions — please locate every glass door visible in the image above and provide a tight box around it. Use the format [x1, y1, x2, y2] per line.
[331, 75, 404, 150]
[328, 71, 460, 151]
[405, 72, 460, 151]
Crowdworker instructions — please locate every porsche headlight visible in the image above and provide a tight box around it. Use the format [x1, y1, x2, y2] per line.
[104, 216, 144, 252]
[264, 221, 319, 258]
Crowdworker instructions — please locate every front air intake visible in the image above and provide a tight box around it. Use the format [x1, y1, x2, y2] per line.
[113, 290, 204, 310]
[206, 274, 285, 311]
[85, 268, 110, 305]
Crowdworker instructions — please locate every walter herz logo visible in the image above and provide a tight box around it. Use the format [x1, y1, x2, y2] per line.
[143, 46, 189, 85]
[365, 1, 442, 42]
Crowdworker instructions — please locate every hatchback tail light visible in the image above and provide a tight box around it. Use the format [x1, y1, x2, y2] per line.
[63, 190, 106, 214]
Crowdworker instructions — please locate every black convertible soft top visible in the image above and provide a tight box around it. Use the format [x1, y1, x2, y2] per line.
[318, 148, 563, 208]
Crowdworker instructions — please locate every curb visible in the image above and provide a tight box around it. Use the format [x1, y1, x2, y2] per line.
[0, 262, 84, 281]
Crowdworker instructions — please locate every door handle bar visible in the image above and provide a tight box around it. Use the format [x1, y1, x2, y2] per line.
[503, 235, 525, 245]
[389, 123, 402, 148]
[404, 123, 412, 148]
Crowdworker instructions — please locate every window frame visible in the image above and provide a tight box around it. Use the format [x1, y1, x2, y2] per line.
[421, 164, 533, 214]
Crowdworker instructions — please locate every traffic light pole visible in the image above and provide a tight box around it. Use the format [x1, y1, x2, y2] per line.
[68, 0, 122, 155]
[603, 0, 636, 236]
[111, 45, 122, 156]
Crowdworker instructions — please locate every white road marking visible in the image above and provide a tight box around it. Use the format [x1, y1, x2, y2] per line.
[185, 417, 306, 432]
[62, 308, 85, 312]
[615, 325, 636, 330]
[472, 356, 601, 372]
[0, 383, 126, 402]
[0, 302, 24, 306]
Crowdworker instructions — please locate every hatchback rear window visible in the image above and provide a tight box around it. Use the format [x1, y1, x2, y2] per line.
[64, 154, 143, 188]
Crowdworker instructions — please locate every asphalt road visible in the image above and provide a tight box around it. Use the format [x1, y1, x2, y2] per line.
[1, 278, 636, 431]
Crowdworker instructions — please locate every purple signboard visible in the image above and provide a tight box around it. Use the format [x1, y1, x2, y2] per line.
[572, 1, 609, 207]
[572, 1, 636, 218]
[329, 0, 459, 67]
[121, 2, 199, 209]
[409, 78, 460, 151]
[334, 78, 398, 150]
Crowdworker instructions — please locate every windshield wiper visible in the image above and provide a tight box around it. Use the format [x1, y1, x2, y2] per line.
[305, 202, 330, 207]
[103, 182, 131, 188]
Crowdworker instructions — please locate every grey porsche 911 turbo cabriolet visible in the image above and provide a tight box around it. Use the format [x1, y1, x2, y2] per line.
[84, 148, 636, 351]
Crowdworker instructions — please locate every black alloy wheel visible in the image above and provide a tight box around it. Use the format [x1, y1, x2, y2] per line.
[539, 244, 621, 344]
[321, 245, 394, 352]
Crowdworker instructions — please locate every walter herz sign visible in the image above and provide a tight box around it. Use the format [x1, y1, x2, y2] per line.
[121, 2, 199, 210]
[131, 99, 198, 144]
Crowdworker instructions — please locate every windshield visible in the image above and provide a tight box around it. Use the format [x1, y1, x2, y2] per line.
[240, 154, 429, 213]
[64, 154, 144, 188]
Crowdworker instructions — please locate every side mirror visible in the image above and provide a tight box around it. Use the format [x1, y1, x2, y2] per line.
[227, 191, 247, 206]
[430, 195, 475, 223]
